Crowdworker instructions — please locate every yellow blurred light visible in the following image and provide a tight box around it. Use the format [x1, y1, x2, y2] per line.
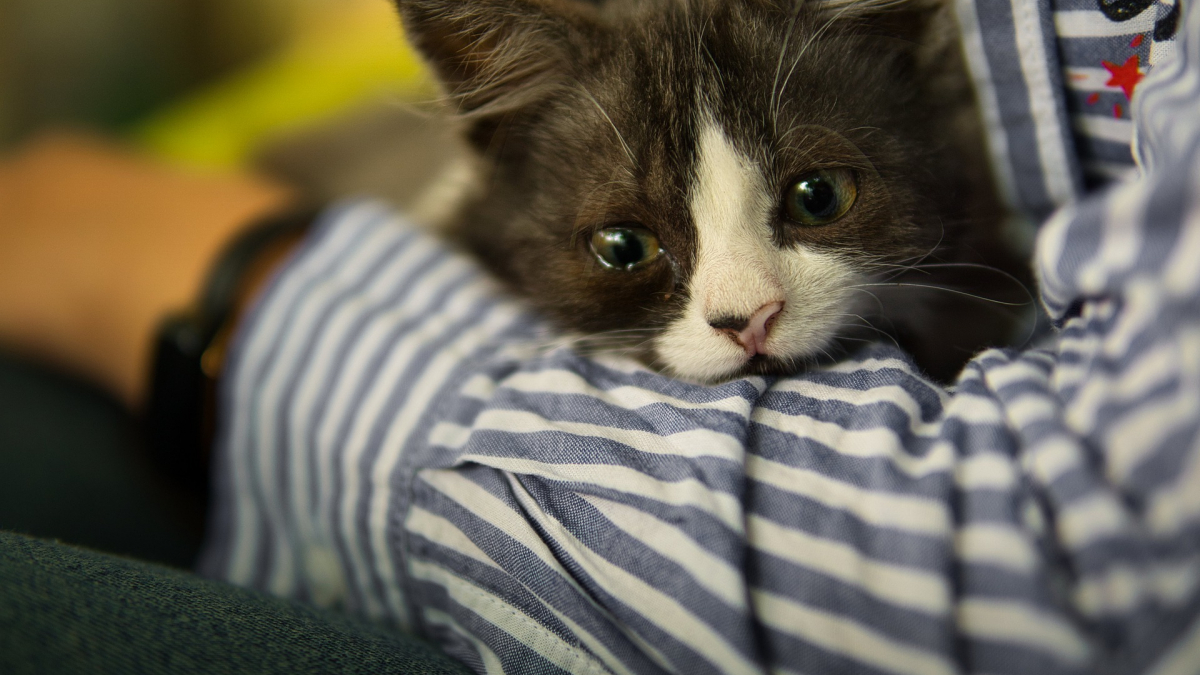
[135, 0, 434, 169]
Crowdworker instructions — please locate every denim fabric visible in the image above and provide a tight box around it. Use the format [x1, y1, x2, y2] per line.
[0, 532, 469, 675]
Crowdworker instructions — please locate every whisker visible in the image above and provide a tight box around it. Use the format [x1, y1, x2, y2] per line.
[579, 87, 636, 165]
[775, 2, 858, 130]
[903, 262, 1034, 298]
[853, 282, 1032, 307]
[769, 3, 806, 138]
[840, 314, 902, 349]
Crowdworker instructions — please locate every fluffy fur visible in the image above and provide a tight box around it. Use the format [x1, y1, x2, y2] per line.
[392, 0, 1029, 382]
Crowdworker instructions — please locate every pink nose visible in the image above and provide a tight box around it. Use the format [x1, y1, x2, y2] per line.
[709, 301, 785, 357]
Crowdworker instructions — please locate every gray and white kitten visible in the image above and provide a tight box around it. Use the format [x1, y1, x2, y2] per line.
[391, 0, 1028, 383]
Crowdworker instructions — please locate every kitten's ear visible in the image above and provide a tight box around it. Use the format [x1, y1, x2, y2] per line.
[393, 0, 598, 114]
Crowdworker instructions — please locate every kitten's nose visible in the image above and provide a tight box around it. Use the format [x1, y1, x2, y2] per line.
[708, 301, 785, 357]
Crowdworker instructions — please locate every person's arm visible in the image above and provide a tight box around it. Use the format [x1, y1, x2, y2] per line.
[0, 132, 295, 408]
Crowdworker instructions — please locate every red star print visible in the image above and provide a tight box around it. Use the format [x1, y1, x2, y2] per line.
[1103, 54, 1144, 101]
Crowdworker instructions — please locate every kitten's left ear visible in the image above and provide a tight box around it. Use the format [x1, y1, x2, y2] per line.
[393, 0, 600, 115]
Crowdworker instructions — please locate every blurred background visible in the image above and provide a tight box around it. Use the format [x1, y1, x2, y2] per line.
[0, 0, 468, 568]
[0, 0, 467, 408]
[0, 0, 439, 169]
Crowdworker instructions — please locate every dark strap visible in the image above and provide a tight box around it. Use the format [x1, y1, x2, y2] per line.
[144, 205, 320, 502]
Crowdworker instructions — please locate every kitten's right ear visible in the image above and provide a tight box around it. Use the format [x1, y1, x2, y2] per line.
[393, 0, 599, 115]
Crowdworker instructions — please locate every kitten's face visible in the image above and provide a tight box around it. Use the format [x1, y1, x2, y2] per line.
[398, 0, 991, 381]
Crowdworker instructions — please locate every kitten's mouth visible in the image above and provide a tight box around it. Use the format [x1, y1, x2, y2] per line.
[654, 312, 844, 382]
[740, 353, 788, 376]
[736, 349, 832, 378]
[744, 353, 772, 370]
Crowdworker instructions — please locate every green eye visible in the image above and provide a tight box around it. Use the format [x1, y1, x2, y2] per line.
[591, 225, 661, 270]
[784, 168, 857, 226]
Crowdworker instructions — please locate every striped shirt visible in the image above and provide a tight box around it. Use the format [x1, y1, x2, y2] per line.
[201, 1, 1200, 673]
[956, 0, 1179, 218]
[1052, 0, 1179, 185]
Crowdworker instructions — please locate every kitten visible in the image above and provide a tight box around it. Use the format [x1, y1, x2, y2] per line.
[391, 0, 1029, 383]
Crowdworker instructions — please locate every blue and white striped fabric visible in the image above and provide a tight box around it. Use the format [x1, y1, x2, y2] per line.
[1051, 0, 1178, 184]
[957, 0, 1179, 213]
[201, 1, 1200, 673]
[956, 0, 1085, 219]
